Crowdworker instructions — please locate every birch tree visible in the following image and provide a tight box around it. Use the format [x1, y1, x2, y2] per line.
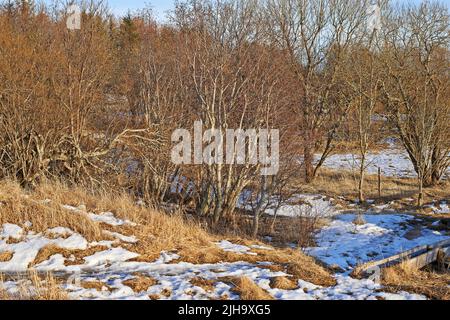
[173, 0, 283, 224]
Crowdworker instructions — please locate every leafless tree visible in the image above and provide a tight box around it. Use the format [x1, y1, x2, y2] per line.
[0, 1, 153, 188]
[264, 0, 367, 183]
[379, 1, 450, 205]
[171, 0, 284, 224]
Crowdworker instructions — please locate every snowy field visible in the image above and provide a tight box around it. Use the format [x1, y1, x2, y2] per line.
[319, 147, 450, 179]
[249, 193, 449, 219]
[238, 193, 340, 218]
[265, 194, 339, 218]
[425, 201, 450, 215]
[0, 205, 434, 300]
[308, 214, 449, 272]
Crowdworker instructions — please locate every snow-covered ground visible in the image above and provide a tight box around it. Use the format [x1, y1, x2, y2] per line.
[265, 194, 338, 218]
[425, 201, 450, 215]
[238, 193, 340, 218]
[308, 213, 449, 272]
[319, 147, 450, 179]
[0, 206, 434, 300]
[0, 225, 426, 300]
[264, 275, 425, 300]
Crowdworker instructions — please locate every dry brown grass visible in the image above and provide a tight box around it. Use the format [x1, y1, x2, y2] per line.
[80, 280, 110, 292]
[160, 288, 172, 298]
[221, 277, 273, 300]
[123, 275, 158, 293]
[39, 181, 215, 265]
[0, 251, 13, 262]
[382, 264, 450, 300]
[0, 180, 211, 258]
[172, 239, 336, 287]
[352, 215, 366, 226]
[189, 277, 217, 292]
[269, 276, 298, 290]
[0, 181, 103, 241]
[126, 213, 212, 264]
[0, 180, 336, 292]
[30, 244, 109, 267]
[31, 245, 71, 267]
[0, 271, 68, 300]
[304, 168, 450, 210]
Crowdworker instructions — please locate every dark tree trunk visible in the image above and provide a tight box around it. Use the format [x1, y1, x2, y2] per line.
[304, 143, 314, 183]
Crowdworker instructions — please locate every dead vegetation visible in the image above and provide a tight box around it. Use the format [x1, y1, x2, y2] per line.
[0, 272, 68, 300]
[160, 288, 172, 298]
[381, 264, 450, 300]
[0, 179, 336, 296]
[174, 240, 336, 287]
[80, 280, 111, 292]
[269, 277, 298, 290]
[0, 251, 13, 262]
[0, 180, 210, 255]
[0, 181, 104, 242]
[30, 244, 109, 268]
[221, 277, 273, 300]
[353, 215, 367, 226]
[123, 275, 158, 293]
[1, 164, 448, 300]
[0, 0, 447, 302]
[189, 277, 217, 293]
[302, 168, 450, 214]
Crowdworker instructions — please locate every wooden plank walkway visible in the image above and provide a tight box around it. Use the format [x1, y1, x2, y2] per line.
[356, 238, 450, 277]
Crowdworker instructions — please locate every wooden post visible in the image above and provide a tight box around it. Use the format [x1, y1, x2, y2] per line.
[378, 167, 382, 199]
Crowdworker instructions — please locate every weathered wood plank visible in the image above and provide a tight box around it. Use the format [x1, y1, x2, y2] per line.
[443, 246, 450, 256]
[357, 238, 450, 277]
[402, 248, 441, 269]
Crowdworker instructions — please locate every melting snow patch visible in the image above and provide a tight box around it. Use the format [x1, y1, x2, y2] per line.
[154, 251, 180, 264]
[264, 275, 426, 300]
[266, 194, 338, 218]
[88, 212, 130, 227]
[35, 254, 67, 271]
[238, 192, 338, 218]
[58, 234, 89, 250]
[62, 205, 136, 227]
[215, 241, 257, 255]
[103, 231, 138, 244]
[83, 247, 140, 268]
[425, 201, 450, 214]
[1, 224, 24, 240]
[0, 225, 88, 272]
[1, 229, 430, 301]
[319, 148, 450, 179]
[308, 214, 450, 272]
[47, 227, 74, 237]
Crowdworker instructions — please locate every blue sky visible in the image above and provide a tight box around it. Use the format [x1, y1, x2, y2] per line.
[42, 0, 447, 19]
[102, 0, 433, 16]
[102, 0, 448, 16]
[107, 0, 175, 18]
